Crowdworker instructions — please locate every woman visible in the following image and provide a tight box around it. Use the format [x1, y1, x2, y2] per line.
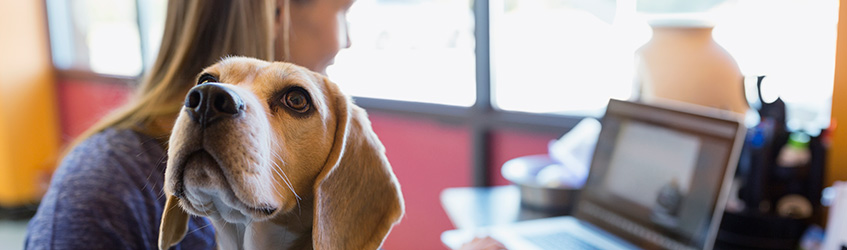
[25, 0, 352, 248]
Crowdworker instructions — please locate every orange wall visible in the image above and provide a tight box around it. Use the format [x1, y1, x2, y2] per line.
[829, 0, 847, 187]
[0, 0, 60, 206]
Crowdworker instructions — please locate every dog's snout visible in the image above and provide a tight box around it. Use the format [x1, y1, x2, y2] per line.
[185, 83, 244, 127]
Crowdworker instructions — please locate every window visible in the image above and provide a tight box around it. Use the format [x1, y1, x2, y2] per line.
[713, 0, 838, 133]
[327, 0, 477, 107]
[489, 0, 838, 129]
[490, 0, 649, 116]
[46, 0, 166, 76]
[136, 0, 168, 70]
[46, 0, 839, 185]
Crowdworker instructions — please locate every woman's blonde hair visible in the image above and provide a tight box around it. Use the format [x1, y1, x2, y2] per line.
[70, 0, 281, 148]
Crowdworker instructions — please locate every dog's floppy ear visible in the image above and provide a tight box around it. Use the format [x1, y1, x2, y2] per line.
[159, 195, 190, 250]
[312, 75, 405, 250]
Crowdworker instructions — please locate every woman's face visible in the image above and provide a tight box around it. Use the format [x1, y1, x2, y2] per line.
[276, 0, 354, 74]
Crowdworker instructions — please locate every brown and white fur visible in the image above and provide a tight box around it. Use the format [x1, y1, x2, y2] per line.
[158, 57, 404, 250]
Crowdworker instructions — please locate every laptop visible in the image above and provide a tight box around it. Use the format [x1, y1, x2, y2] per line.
[442, 99, 746, 250]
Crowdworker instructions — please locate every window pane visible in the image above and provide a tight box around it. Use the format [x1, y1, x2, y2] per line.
[46, 0, 142, 76]
[491, 0, 647, 115]
[491, 0, 837, 131]
[327, 0, 476, 106]
[714, 0, 837, 133]
[137, 0, 168, 70]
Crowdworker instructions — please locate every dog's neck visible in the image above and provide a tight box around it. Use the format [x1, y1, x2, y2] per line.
[210, 201, 315, 250]
[211, 219, 309, 250]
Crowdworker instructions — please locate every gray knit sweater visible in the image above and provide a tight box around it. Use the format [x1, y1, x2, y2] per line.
[25, 128, 215, 249]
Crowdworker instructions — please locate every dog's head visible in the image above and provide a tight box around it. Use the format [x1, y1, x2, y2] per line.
[158, 57, 404, 249]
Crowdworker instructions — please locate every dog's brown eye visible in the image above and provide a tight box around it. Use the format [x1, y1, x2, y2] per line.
[197, 73, 218, 85]
[284, 89, 310, 112]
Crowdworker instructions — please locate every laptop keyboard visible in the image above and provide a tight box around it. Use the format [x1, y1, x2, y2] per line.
[580, 202, 696, 250]
[525, 232, 600, 250]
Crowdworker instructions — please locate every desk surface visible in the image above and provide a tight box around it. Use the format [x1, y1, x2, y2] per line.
[440, 185, 569, 230]
[439, 185, 571, 249]
[440, 186, 811, 250]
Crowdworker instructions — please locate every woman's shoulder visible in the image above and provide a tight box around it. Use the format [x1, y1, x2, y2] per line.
[58, 128, 165, 182]
[25, 128, 215, 249]
[45, 128, 168, 205]
[68, 128, 164, 166]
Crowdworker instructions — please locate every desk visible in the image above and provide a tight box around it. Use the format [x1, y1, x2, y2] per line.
[440, 186, 808, 250]
[439, 185, 571, 248]
[440, 185, 570, 230]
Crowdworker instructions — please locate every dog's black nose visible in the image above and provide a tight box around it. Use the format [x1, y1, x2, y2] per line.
[185, 83, 244, 127]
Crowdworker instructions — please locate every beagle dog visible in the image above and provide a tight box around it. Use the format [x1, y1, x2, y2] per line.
[158, 57, 404, 250]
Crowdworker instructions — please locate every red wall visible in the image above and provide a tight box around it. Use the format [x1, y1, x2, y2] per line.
[55, 80, 131, 142]
[369, 113, 471, 250]
[55, 80, 560, 250]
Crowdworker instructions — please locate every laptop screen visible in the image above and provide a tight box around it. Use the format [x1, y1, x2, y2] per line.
[574, 99, 745, 250]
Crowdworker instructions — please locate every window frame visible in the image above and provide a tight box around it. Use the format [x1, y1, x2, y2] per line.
[47, 0, 584, 187]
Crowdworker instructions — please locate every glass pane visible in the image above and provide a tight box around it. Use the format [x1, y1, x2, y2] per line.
[492, 0, 837, 128]
[46, 0, 142, 76]
[491, 0, 648, 115]
[137, 0, 168, 70]
[327, 0, 476, 106]
[46, 0, 75, 70]
[713, 0, 838, 133]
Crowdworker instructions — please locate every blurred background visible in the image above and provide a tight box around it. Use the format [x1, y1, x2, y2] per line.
[1, 0, 845, 249]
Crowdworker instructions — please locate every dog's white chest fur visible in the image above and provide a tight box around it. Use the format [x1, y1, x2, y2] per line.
[246, 221, 299, 250]
[214, 219, 300, 250]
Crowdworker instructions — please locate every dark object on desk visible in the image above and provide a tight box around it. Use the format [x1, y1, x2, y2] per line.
[501, 155, 581, 213]
[517, 183, 579, 213]
[717, 211, 808, 249]
[716, 76, 827, 250]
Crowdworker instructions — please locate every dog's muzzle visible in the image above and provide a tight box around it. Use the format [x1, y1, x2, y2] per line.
[184, 83, 244, 128]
